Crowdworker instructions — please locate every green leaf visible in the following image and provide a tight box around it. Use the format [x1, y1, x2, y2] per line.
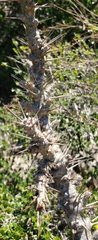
[12, 48, 18, 55]
[12, 39, 18, 47]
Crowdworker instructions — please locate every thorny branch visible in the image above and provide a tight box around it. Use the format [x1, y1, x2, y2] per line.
[3, 0, 98, 239]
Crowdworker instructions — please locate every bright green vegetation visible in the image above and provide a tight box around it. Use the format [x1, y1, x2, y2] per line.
[0, 153, 56, 240]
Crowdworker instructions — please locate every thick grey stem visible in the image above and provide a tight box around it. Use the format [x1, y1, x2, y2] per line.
[6, 0, 94, 239]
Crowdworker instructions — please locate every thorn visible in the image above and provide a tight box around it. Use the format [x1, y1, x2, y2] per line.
[11, 132, 31, 140]
[4, 106, 22, 122]
[11, 74, 23, 82]
[18, 101, 26, 118]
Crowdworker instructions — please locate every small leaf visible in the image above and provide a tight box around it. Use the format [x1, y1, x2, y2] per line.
[12, 48, 18, 55]
[12, 39, 18, 47]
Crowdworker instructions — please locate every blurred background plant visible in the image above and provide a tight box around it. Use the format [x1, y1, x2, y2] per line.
[0, 1, 24, 104]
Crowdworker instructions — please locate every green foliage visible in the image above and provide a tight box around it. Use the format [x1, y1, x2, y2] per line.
[0, 156, 57, 240]
[0, 106, 27, 156]
[49, 40, 98, 154]
[0, 2, 24, 103]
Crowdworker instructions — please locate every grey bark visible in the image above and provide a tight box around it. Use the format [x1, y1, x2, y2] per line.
[2, 0, 96, 239]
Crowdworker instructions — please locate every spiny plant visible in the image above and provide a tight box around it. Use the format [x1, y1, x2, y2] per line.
[1, 0, 98, 240]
